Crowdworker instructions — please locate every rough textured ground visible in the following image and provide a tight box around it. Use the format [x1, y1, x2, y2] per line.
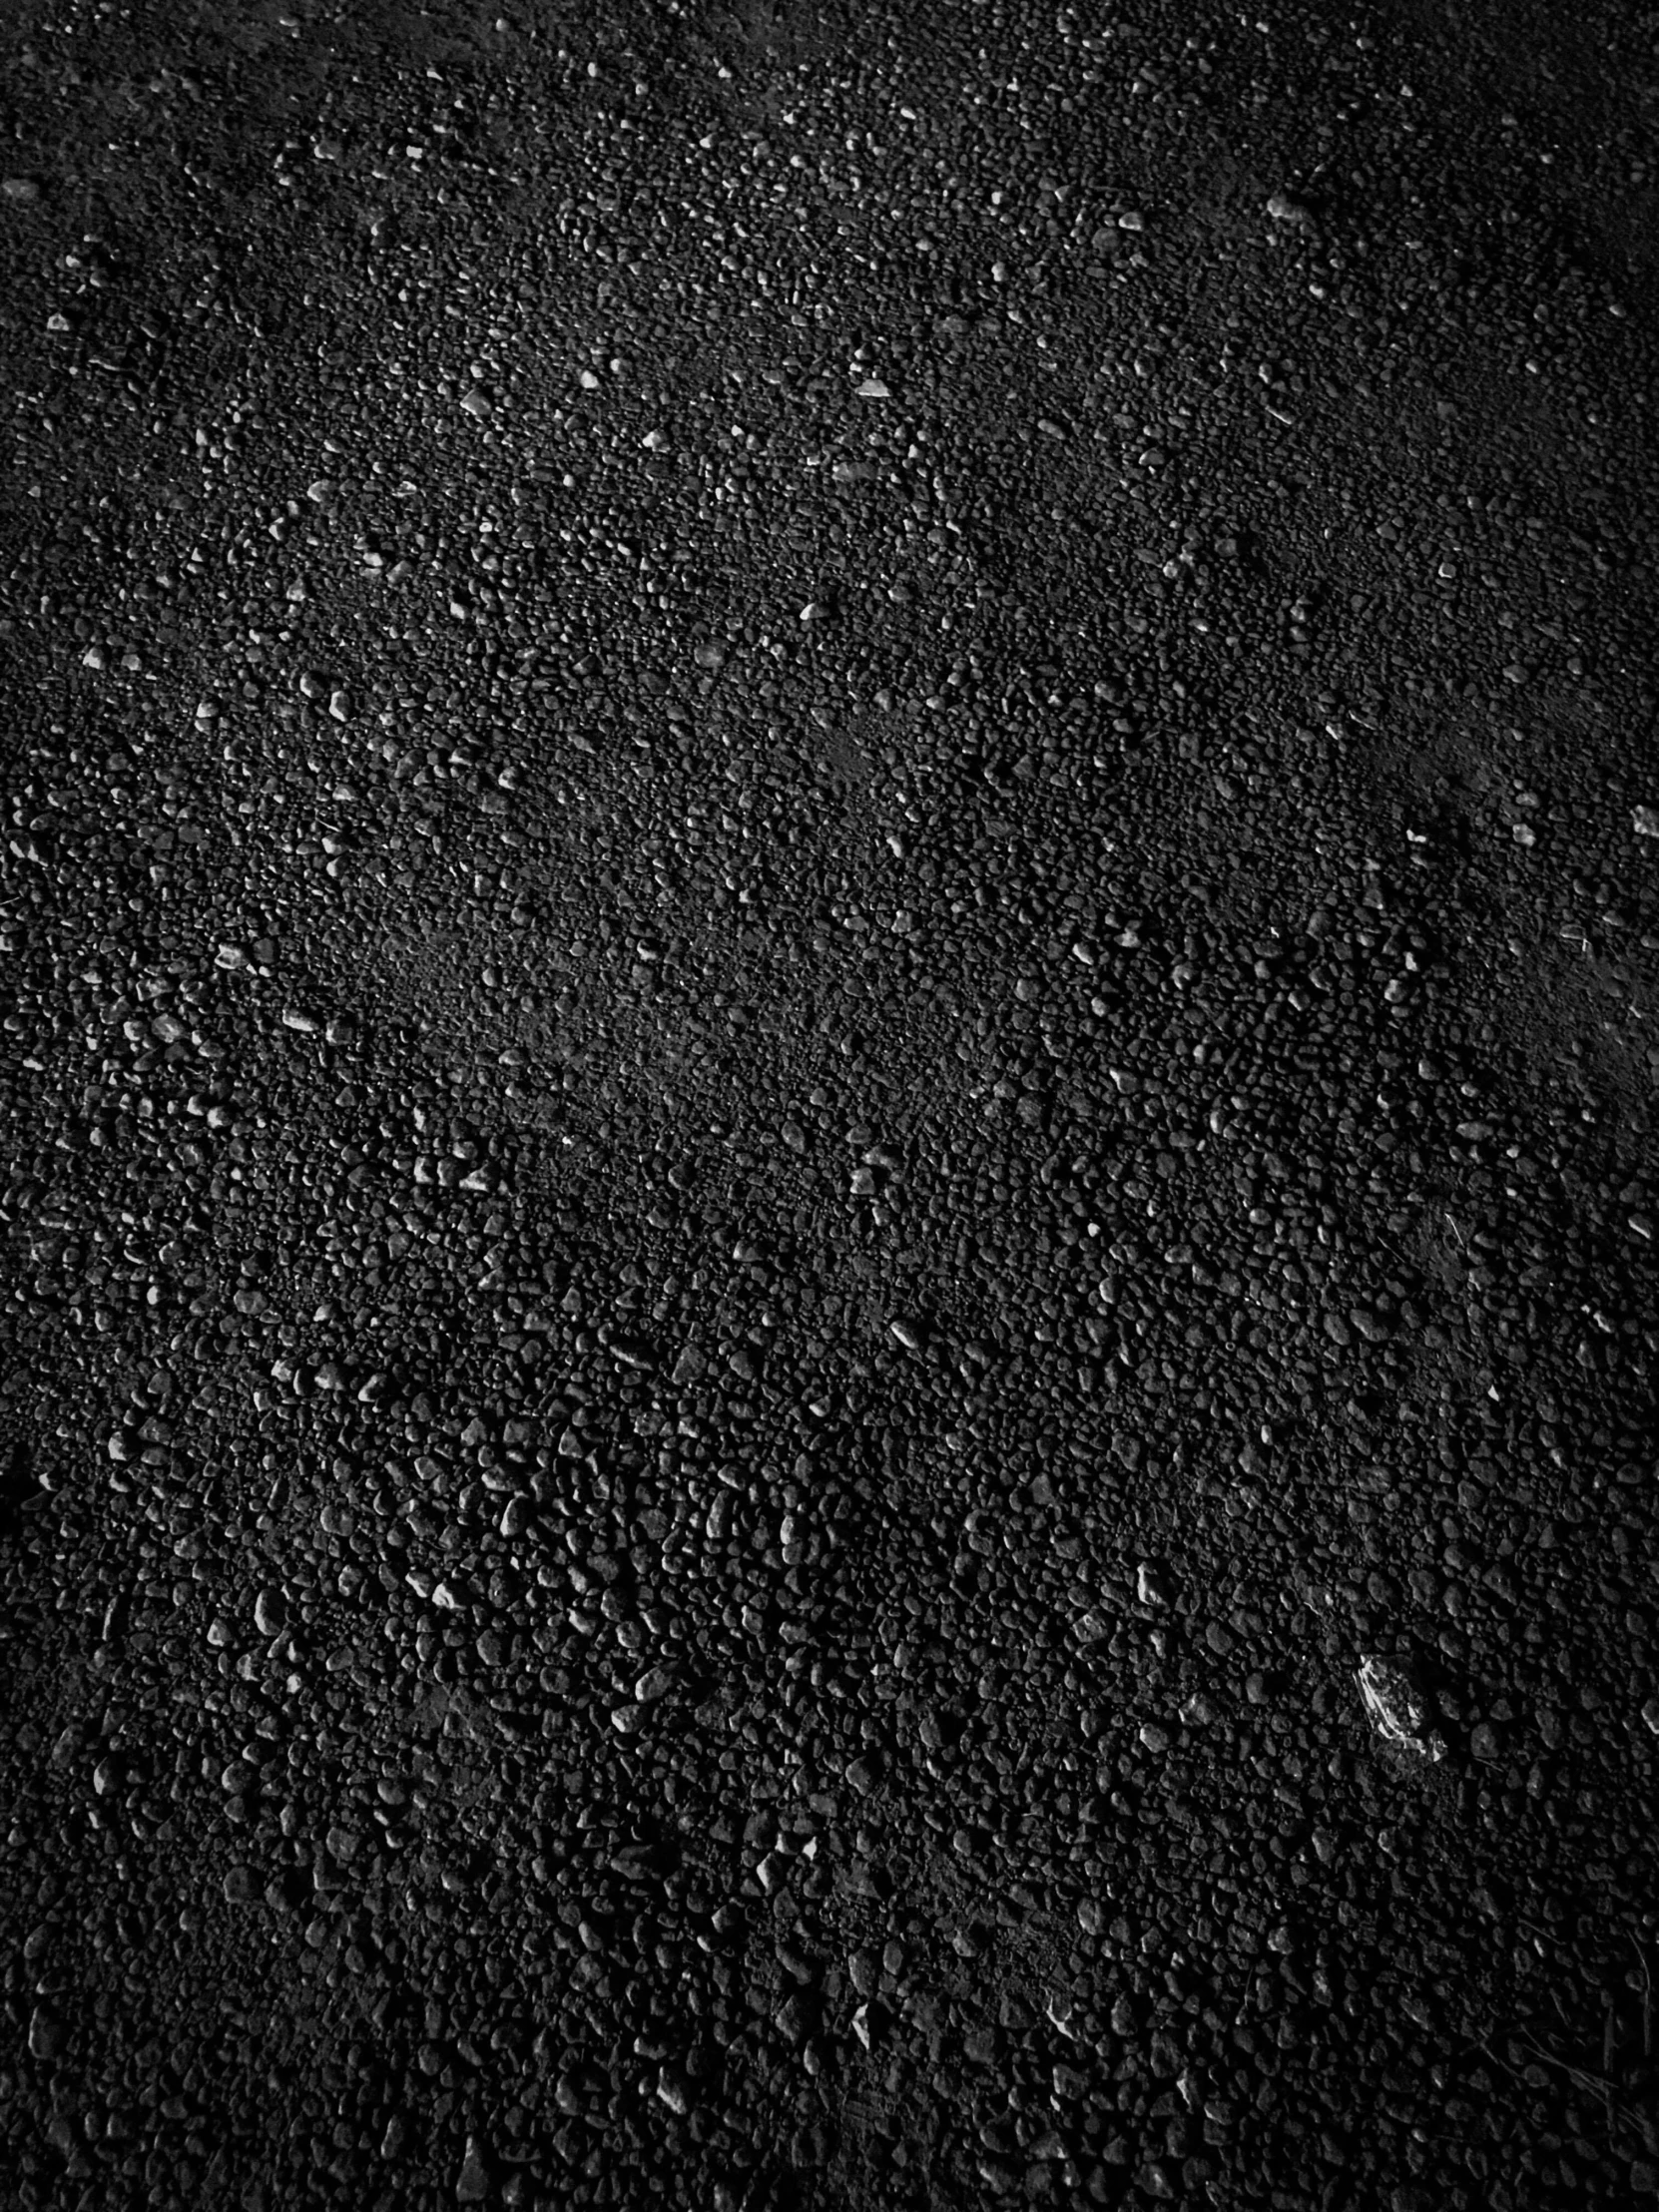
[3, 2, 1658, 2208]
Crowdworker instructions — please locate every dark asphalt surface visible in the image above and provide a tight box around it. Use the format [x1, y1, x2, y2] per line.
[3, 2, 1658, 2208]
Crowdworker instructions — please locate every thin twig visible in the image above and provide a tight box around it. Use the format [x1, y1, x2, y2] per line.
[1517, 2032, 1616, 2097]
[1514, 2032, 1654, 2152]
[1633, 1935, 1653, 2064]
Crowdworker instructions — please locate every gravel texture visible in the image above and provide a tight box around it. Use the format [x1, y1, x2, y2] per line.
[3, 2, 1658, 2209]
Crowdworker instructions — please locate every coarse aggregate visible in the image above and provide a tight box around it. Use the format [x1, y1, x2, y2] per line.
[2, 2, 1658, 2208]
